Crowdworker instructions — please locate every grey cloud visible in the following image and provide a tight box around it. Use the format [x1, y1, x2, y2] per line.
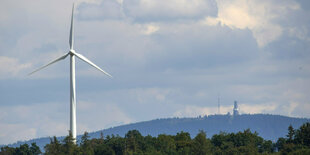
[261, 0, 310, 61]
[78, 0, 124, 20]
[122, 0, 218, 22]
[296, 0, 310, 10]
[266, 32, 310, 60]
[77, 0, 218, 22]
[74, 19, 259, 73]
[144, 25, 259, 71]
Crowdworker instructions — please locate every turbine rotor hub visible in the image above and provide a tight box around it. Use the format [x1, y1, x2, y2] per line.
[69, 49, 76, 55]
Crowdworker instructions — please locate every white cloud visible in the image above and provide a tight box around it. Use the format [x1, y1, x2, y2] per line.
[140, 24, 160, 35]
[291, 102, 310, 118]
[173, 102, 293, 118]
[282, 102, 299, 116]
[0, 123, 37, 145]
[0, 103, 68, 144]
[0, 101, 132, 145]
[173, 105, 233, 117]
[0, 56, 31, 79]
[128, 87, 173, 104]
[77, 101, 133, 132]
[239, 103, 278, 114]
[202, 0, 300, 47]
[289, 26, 310, 42]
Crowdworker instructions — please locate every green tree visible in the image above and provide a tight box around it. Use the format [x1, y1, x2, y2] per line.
[281, 143, 298, 154]
[259, 140, 273, 153]
[290, 148, 310, 154]
[156, 134, 176, 154]
[211, 131, 229, 148]
[236, 145, 257, 155]
[125, 130, 143, 153]
[277, 123, 310, 154]
[231, 129, 263, 148]
[0, 143, 40, 155]
[94, 144, 115, 155]
[0, 146, 16, 155]
[15, 144, 30, 155]
[191, 130, 212, 155]
[295, 122, 310, 147]
[211, 129, 264, 154]
[81, 132, 94, 155]
[141, 135, 157, 154]
[44, 136, 62, 155]
[62, 131, 80, 155]
[287, 125, 295, 143]
[174, 132, 191, 155]
[106, 135, 125, 155]
[29, 143, 41, 155]
[276, 137, 286, 151]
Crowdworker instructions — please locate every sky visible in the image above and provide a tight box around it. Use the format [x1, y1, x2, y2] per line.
[0, 0, 309, 145]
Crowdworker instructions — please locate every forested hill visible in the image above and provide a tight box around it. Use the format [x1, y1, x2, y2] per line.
[4, 114, 310, 150]
[88, 114, 309, 141]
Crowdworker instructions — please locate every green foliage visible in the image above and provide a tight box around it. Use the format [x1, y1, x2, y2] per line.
[1, 122, 310, 155]
[125, 130, 143, 153]
[277, 122, 310, 154]
[44, 136, 62, 155]
[289, 147, 310, 155]
[259, 140, 273, 153]
[15, 144, 30, 155]
[294, 122, 310, 147]
[29, 143, 41, 155]
[287, 125, 295, 143]
[211, 129, 267, 154]
[276, 137, 286, 151]
[174, 131, 191, 154]
[0, 143, 41, 155]
[106, 135, 124, 155]
[156, 134, 176, 154]
[0, 146, 16, 155]
[62, 131, 80, 154]
[81, 132, 94, 155]
[94, 143, 115, 155]
[191, 130, 212, 155]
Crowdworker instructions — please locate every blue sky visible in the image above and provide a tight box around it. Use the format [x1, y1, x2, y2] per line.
[0, 0, 309, 144]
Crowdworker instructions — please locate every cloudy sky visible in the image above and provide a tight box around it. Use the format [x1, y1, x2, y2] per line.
[0, 0, 309, 144]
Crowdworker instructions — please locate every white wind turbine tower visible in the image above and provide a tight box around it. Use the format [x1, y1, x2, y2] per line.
[29, 4, 112, 142]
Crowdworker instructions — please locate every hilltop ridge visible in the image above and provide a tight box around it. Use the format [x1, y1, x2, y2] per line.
[4, 114, 310, 150]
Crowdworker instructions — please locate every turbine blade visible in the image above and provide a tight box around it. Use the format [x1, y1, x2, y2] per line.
[74, 52, 112, 77]
[69, 3, 75, 50]
[28, 53, 69, 75]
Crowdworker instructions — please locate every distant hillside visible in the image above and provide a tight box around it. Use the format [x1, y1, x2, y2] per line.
[4, 114, 310, 151]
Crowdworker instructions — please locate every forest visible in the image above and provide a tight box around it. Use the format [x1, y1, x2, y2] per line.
[1, 122, 309, 155]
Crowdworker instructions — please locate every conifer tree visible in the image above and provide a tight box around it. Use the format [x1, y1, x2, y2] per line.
[287, 125, 295, 143]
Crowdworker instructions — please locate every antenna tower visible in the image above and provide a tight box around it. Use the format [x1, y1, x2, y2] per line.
[218, 94, 220, 114]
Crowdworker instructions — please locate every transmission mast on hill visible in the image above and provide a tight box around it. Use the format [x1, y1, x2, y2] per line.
[233, 101, 239, 116]
[218, 94, 220, 114]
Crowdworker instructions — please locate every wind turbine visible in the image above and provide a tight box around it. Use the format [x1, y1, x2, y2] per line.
[29, 4, 112, 142]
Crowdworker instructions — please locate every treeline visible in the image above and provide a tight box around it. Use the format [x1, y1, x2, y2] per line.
[1, 123, 310, 155]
